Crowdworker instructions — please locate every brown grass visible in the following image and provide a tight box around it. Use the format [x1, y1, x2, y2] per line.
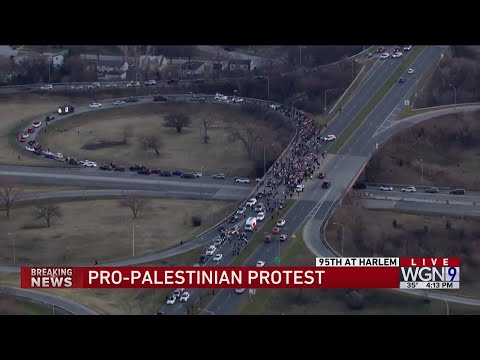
[0, 198, 236, 266]
[364, 111, 480, 190]
[0, 293, 69, 315]
[326, 205, 480, 297]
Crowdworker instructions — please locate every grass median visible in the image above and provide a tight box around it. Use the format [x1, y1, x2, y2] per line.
[329, 46, 425, 154]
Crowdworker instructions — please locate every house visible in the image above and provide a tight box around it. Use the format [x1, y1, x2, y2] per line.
[181, 61, 206, 76]
[52, 54, 65, 68]
[228, 59, 252, 71]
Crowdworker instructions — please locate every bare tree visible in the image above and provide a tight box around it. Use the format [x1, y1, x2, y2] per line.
[164, 113, 191, 133]
[123, 124, 134, 144]
[0, 180, 22, 219]
[228, 122, 263, 159]
[140, 135, 162, 156]
[35, 203, 62, 228]
[138, 45, 157, 80]
[119, 45, 143, 80]
[201, 117, 216, 144]
[119, 194, 148, 219]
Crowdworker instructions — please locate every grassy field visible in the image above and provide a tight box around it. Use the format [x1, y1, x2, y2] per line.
[237, 227, 480, 314]
[364, 111, 480, 190]
[0, 293, 69, 315]
[325, 204, 480, 297]
[329, 46, 424, 154]
[0, 246, 207, 315]
[0, 198, 236, 266]
[35, 103, 292, 177]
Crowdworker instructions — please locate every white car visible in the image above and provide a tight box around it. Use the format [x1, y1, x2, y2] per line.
[380, 185, 393, 191]
[255, 178, 262, 182]
[323, 134, 336, 141]
[144, 80, 156, 86]
[213, 253, 223, 262]
[392, 52, 403, 58]
[214, 237, 223, 247]
[380, 53, 390, 60]
[232, 98, 244, 103]
[80, 160, 97, 167]
[404, 45, 413, 51]
[25, 146, 35, 152]
[214, 93, 225, 100]
[235, 288, 246, 294]
[53, 152, 63, 158]
[256, 261, 265, 267]
[193, 172, 202, 177]
[407, 68, 414, 74]
[89, 102, 102, 109]
[296, 184, 305, 192]
[21, 133, 29, 139]
[106, 83, 117, 88]
[166, 296, 176, 305]
[180, 292, 190, 302]
[40, 84, 53, 90]
[206, 245, 217, 256]
[236, 206, 247, 215]
[113, 100, 125, 105]
[246, 198, 257, 207]
[235, 177, 250, 183]
[256, 212, 265, 221]
[276, 219, 286, 227]
[32, 121, 42, 128]
[42, 150, 53, 156]
[127, 81, 140, 87]
[402, 186, 416, 193]
[54, 156, 65, 162]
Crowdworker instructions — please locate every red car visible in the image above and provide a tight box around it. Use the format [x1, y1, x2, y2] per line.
[19, 137, 26, 142]
[109, 162, 118, 168]
[272, 227, 281, 235]
[27, 127, 34, 133]
[264, 235, 273, 243]
[151, 169, 162, 174]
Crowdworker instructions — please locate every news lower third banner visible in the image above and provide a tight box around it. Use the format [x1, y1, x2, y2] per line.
[20, 258, 460, 290]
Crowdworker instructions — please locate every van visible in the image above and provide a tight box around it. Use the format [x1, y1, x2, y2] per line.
[245, 217, 257, 232]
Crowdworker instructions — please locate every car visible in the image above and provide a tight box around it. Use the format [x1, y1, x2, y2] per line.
[100, 164, 113, 171]
[296, 184, 305, 192]
[402, 186, 416, 192]
[393, 47, 401, 53]
[272, 227, 281, 235]
[322, 181, 331, 189]
[33, 150, 42, 155]
[213, 254, 223, 262]
[190, 95, 206, 102]
[450, 189, 465, 195]
[425, 187, 439, 193]
[256, 261, 265, 267]
[19, 86, 32, 92]
[404, 45, 413, 51]
[212, 173, 226, 180]
[144, 80, 157, 86]
[264, 235, 273, 243]
[198, 255, 208, 264]
[269, 104, 281, 110]
[214, 237, 224, 247]
[254, 203, 264, 212]
[27, 127, 34, 133]
[173, 289, 184, 298]
[150, 169, 162, 174]
[218, 226, 227, 233]
[166, 296, 176, 305]
[232, 97, 244, 103]
[106, 83, 117, 88]
[236, 177, 250, 183]
[276, 219, 286, 227]
[181, 173, 195, 179]
[130, 164, 146, 171]
[67, 158, 79, 165]
[318, 172, 325, 179]
[256, 212, 265, 221]
[84, 162, 97, 167]
[279, 234, 288, 242]
[193, 172, 202, 178]
[89, 102, 102, 108]
[407, 68, 415, 74]
[235, 288, 246, 294]
[255, 178, 262, 183]
[392, 52, 403, 59]
[125, 96, 139, 103]
[138, 169, 152, 175]
[45, 115, 54, 122]
[180, 292, 190, 302]
[153, 95, 168, 102]
[380, 53, 390, 60]
[21, 133, 29, 139]
[214, 92, 226, 100]
[236, 206, 247, 215]
[127, 81, 140, 87]
[113, 100, 125, 105]
[25, 146, 35, 152]
[54, 155, 65, 162]
[172, 170, 183, 176]
[398, 78, 406, 84]
[376, 47, 386, 53]
[255, 192, 264, 199]
[246, 198, 257, 207]
[32, 121, 42, 128]
[228, 215, 239, 223]
[40, 84, 53, 90]
[206, 245, 217, 256]
[113, 166, 126, 172]
[321, 134, 336, 141]
[161, 171, 172, 176]
[380, 185, 393, 191]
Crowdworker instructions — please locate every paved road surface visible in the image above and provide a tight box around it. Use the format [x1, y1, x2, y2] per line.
[0, 285, 98, 315]
[361, 189, 480, 204]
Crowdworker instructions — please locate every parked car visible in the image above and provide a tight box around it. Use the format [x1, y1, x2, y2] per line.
[150, 169, 162, 174]
[161, 171, 172, 177]
[380, 185, 393, 191]
[173, 170, 183, 176]
[212, 173, 226, 180]
[100, 164, 113, 171]
[256, 261, 265, 267]
[153, 95, 168, 102]
[130, 164, 146, 171]
[402, 186, 416, 192]
[138, 169, 152, 175]
[40, 84, 53, 90]
[125, 96, 139, 103]
[235, 177, 250, 183]
[425, 187, 438, 193]
[113, 166, 126, 172]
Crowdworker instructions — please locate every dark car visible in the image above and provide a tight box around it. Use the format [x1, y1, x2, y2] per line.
[33, 150, 42, 156]
[264, 235, 273, 243]
[161, 171, 172, 177]
[425, 187, 439, 193]
[153, 95, 168, 102]
[255, 192, 264, 199]
[398, 78, 405, 84]
[198, 255, 208, 264]
[228, 215, 239, 223]
[181, 173, 195, 179]
[150, 169, 162, 174]
[109, 162, 118, 168]
[113, 166, 126, 172]
[28, 140, 36, 146]
[67, 158, 79, 165]
[46, 115, 55, 122]
[44, 154, 54, 159]
[318, 172, 325, 179]
[173, 170, 183, 176]
[218, 226, 227, 233]
[125, 96, 139, 103]
[100, 164, 113, 171]
[130, 164, 146, 171]
[322, 181, 331, 189]
[190, 95, 205, 102]
[450, 188, 465, 195]
[138, 169, 152, 175]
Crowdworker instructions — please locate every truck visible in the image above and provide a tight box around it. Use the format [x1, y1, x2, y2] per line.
[245, 217, 257, 232]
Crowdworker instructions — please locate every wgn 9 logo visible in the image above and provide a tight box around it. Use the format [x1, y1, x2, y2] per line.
[400, 266, 460, 282]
